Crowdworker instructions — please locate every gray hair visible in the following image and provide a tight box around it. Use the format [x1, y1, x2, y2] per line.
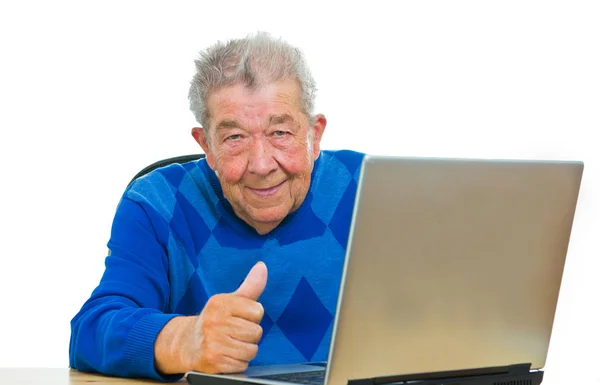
[188, 32, 317, 131]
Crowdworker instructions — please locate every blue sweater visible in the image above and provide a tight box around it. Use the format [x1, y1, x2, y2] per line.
[69, 149, 364, 381]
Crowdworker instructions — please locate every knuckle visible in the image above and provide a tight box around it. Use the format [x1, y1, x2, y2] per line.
[202, 350, 218, 366]
[201, 340, 221, 363]
[196, 361, 217, 374]
[206, 294, 226, 310]
[255, 302, 264, 318]
[201, 309, 229, 331]
[253, 324, 263, 340]
[215, 363, 230, 374]
[196, 340, 224, 374]
[236, 361, 249, 373]
[202, 313, 218, 329]
[248, 344, 259, 360]
[198, 320, 214, 338]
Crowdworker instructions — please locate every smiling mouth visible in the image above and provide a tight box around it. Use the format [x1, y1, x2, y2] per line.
[247, 180, 287, 197]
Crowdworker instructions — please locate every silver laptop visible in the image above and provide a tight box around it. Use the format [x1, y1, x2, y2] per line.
[187, 155, 584, 385]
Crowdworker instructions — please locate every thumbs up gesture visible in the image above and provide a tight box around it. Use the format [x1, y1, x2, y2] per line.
[234, 261, 268, 301]
[154, 262, 268, 375]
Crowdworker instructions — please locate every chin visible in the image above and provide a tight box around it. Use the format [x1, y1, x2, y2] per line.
[250, 207, 291, 226]
[252, 211, 288, 225]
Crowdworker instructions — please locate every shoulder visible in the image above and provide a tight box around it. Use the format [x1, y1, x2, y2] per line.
[318, 149, 365, 180]
[127, 158, 206, 197]
[308, 149, 365, 202]
[123, 157, 214, 221]
[306, 150, 365, 239]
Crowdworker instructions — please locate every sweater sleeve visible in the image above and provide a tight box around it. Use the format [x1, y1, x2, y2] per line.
[69, 196, 182, 381]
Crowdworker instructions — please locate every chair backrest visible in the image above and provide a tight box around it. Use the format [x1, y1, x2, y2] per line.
[107, 154, 206, 256]
[127, 154, 205, 187]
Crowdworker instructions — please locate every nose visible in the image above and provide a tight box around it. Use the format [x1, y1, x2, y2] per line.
[247, 136, 278, 176]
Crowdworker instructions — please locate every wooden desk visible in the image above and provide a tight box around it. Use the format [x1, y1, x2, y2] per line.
[0, 367, 582, 385]
[0, 368, 186, 385]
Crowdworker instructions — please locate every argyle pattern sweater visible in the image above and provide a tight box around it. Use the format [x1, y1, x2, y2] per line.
[69, 149, 364, 381]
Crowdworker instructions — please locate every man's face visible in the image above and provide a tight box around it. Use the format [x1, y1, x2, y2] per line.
[192, 79, 326, 234]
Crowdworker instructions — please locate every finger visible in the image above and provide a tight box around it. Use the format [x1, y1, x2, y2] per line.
[195, 336, 257, 374]
[196, 353, 250, 374]
[220, 337, 259, 363]
[204, 294, 264, 323]
[229, 297, 264, 324]
[215, 355, 250, 374]
[226, 317, 263, 344]
[233, 261, 268, 301]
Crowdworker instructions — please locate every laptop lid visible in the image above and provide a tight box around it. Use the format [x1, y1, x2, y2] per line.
[324, 155, 583, 385]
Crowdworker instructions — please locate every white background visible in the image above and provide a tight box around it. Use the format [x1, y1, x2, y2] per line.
[0, 1, 598, 384]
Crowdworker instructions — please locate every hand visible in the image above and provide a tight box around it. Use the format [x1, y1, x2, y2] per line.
[155, 262, 268, 375]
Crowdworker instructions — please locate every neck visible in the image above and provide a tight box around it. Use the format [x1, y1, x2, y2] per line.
[233, 209, 283, 235]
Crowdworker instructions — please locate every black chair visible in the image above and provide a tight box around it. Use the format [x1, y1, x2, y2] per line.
[127, 154, 205, 187]
[107, 154, 205, 257]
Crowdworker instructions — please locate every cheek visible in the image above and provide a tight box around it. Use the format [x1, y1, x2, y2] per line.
[276, 149, 313, 179]
[215, 154, 247, 183]
[278, 140, 312, 174]
[286, 157, 308, 174]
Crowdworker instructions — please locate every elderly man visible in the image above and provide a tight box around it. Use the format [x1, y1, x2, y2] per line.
[69, 32, 364, 381]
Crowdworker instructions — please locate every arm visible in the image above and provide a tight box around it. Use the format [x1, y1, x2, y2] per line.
[69, 197, 182, 381]
[69, 195, 266, 380]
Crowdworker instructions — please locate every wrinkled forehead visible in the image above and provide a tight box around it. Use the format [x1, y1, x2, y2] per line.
[205, 80, 304, 131]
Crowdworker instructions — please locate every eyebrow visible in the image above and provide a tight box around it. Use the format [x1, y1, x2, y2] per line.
[215, 120, 240, 130]
[214, 114, 294, 131]
[269, 114, 294, 125]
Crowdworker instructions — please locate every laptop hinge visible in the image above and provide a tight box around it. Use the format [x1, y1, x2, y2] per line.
[347, 363, 537, 385]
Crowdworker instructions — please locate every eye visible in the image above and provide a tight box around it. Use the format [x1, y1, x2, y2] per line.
[273, 130, 288, 137]
[226, 134, 242, 141]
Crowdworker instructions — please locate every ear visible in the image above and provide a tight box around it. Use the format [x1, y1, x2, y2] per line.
[191, 127, 216, 169]
[310, 114, 327, 159]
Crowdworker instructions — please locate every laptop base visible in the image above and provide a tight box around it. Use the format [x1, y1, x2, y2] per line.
[349, 363, 542, 385]
[187, 363, 543, 385]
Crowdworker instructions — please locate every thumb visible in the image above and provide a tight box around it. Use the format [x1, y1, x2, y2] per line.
[233, 261, 268, 300]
